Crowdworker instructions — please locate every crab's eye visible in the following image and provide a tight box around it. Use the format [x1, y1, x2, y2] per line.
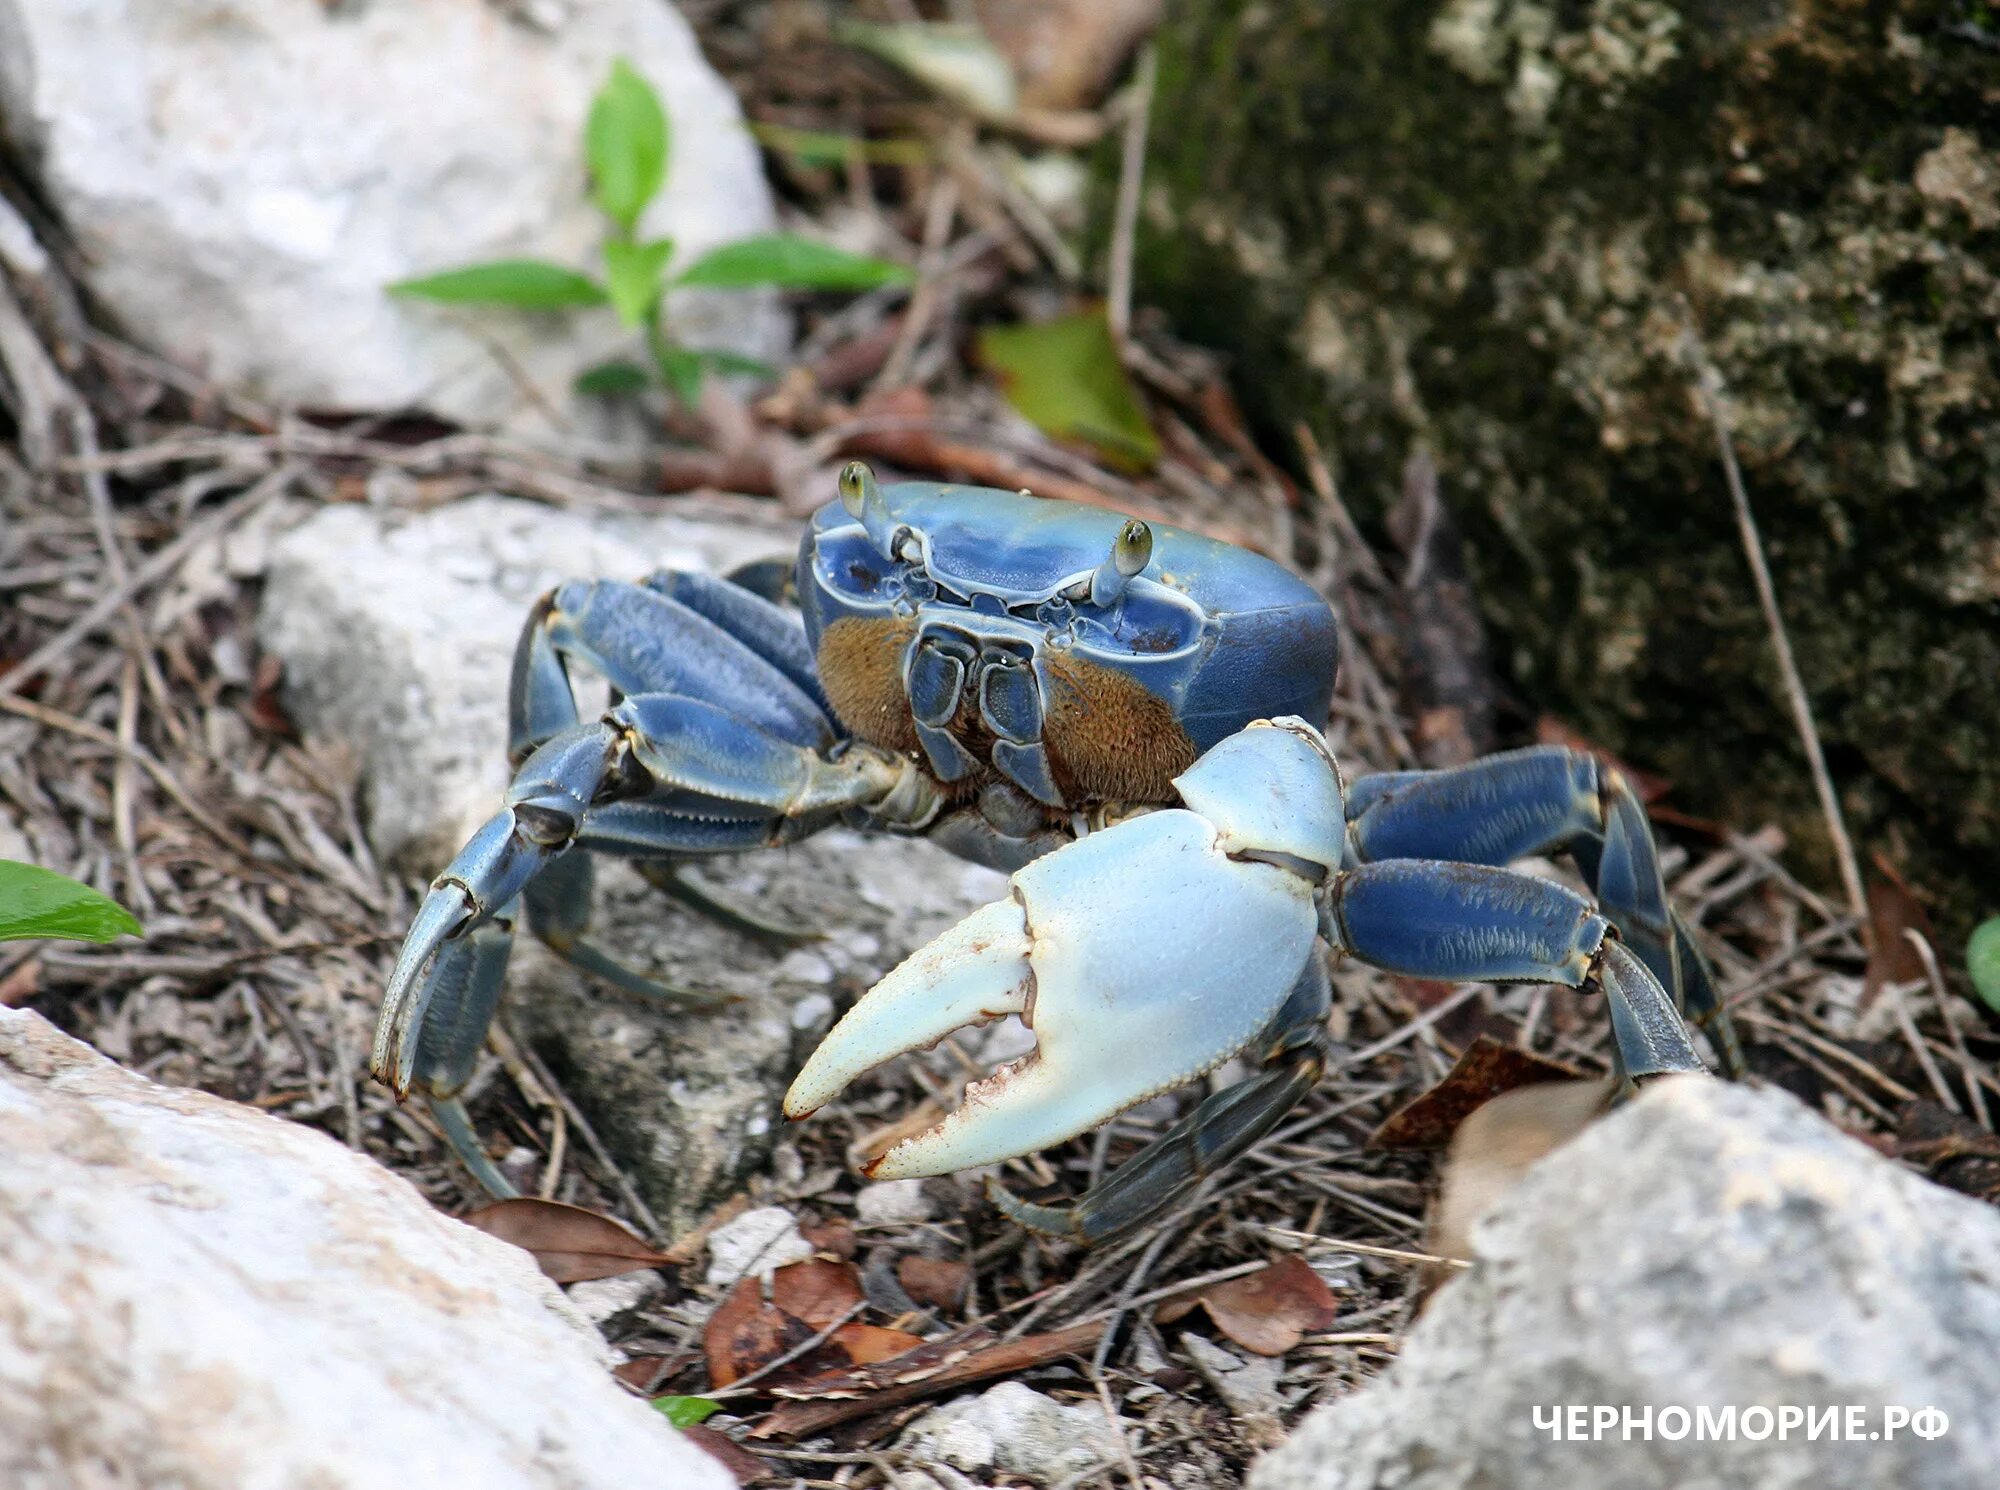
[1088, 519, 1154, 606]
[1113, 520, 1152, 578]
[838, 461, 872, 518]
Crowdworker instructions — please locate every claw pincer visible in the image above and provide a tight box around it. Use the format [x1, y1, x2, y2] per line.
[788, 718, 1705, 1243]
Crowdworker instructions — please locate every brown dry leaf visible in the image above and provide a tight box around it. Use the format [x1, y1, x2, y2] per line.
[703, 1277, 819, 1389]
[973, 0, 1161, 110]
[800, 1216, 858, 1261]
[611, 1355, 669, 1394]
[829, 1322, 925, 1366]
[769, 1258, 866, 1331]
[1370, 1035, 1584, 1150]
[1158, 1255, 1336, 1357]
[1425, 1076, 1617, 1275]
[683, 1424, 769, 1486]
[897, 1255, 970, 1312]
[755, 1321, 1105, 1437]
[1861, 870, 1934, 1004]
[460, 1198, 671, 1284]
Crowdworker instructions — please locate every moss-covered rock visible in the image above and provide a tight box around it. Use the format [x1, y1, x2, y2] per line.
[1134, 0, 2000, 930]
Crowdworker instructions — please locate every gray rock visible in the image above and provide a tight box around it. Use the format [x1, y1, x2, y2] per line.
[898, 1381, 1127, 1486]
[258, 496, 1007, 1230]
[0, 0, 784, 432]
[1252, 1078, 2000, 1490]
[703, 1205, 813, 1289]
[0, 1008, 730, 1490]
[565, 1270, 666, 1333]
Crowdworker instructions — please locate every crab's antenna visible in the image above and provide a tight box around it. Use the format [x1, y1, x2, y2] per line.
[1088, 519, 1153, 606]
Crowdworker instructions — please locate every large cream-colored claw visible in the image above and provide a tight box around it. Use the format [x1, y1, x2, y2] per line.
[784, 808, 1321, 1179]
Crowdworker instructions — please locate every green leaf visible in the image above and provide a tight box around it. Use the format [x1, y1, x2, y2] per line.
[651, 340, 706, 409]
[833, 20, 1017, 119]
[588, 59, 670, 234]
[977, 310, 1160, 472]
[651, 1395, 722, 1430]
[573, 360, 652, 398]
[1970, 917, 2000, 1013]
[388, 260, 608, 310]
[0, 861, 142, 944]
[602, 237, 676, 327]
[674, 234, 913, 292]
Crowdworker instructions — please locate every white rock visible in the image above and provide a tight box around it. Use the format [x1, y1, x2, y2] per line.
[0, 0, 784, 432]
[704, 1205, 813, 1288]
[0, 1007, 730, 1490]
[898, 1381, 1126, 1485]
[856, 1177, 936, 1227]
[565, 1270, 666, 1332]
[1252, 1078, 2000, 1490]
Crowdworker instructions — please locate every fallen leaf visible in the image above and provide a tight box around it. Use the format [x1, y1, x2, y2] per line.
[652, 1394, 722, 1429]
[978, 310, 1159, 472]
[800, 1216, 858, 1260]
[1157, 1256, 1336, 1357]
[836, 19, 1018, 118]
[1895, 1099, 2000, 1202]
[705, 1259, 923, 1390]
[683, 1424, 768, 1485]
[1424, 1077, 1616, 1274]
[973, 0, 1161, 110]
[461, 1198, 670, 1284]
[897, 1255, 970, 1312]
[769, 1258, 865, 1331]
[1369, 1036, 1585, 1150]
[830, 1322, 926, 1366]
[754, 1321, 1104, 1438]
[613, 1355, 669, 1393]
[1861, 867, 1934, 1005]
[704, 1276, 820, 1389]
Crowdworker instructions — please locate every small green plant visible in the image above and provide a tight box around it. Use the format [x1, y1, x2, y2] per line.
[0, 861, 141, 945]
[1970, 917, 2000, 1014]
[650, 1394, 721, 1430]
[390, 59, 912, 408]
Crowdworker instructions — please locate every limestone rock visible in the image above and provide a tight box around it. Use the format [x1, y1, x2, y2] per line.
[898, 1381, 1127, 1485]
[0, 0, 784, 432]
[1132, 1, 2000, 928]
[1252, 1078, 2000, 1490]
[0, 1007, 730, 1490]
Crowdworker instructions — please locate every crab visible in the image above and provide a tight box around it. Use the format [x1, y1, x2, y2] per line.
[372, 462, 1742, 1243]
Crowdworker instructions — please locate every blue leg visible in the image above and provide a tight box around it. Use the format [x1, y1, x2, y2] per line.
[1324, 859, 1703, 1081]
[507, 574, 850, 978]
[1344, 747, 1743, 1077]
[373, 690, 929, 1182]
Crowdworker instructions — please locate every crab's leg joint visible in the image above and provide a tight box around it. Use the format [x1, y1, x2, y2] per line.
[1344, 747, 1742, 1076]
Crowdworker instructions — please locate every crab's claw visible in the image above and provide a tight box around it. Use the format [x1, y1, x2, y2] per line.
[786, 722, 1343, 1179]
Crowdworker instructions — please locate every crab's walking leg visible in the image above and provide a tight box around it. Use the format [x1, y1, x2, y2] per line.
[989, 960, 1333, 1244]
[1324, 859, 1704, 1079]
[511, 574, 840, 958]
[374, 691, 924, 1191]
[1344, 748, 1743, 1077]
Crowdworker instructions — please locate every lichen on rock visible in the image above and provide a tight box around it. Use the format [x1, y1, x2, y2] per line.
[1131, 0, 2000, 929]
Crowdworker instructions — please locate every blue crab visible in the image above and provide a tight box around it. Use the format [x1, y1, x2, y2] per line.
[373, 462, 1741, 1243]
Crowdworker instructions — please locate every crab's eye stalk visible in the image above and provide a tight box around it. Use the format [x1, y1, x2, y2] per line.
[836, 460, 901, 556]
[837, 460, 872, 518]
[1088, 519, 1153, 606]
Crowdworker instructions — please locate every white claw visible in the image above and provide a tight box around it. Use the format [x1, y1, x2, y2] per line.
[784, 897, 1032, 1118]
[792, 807, 1321, 1179]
